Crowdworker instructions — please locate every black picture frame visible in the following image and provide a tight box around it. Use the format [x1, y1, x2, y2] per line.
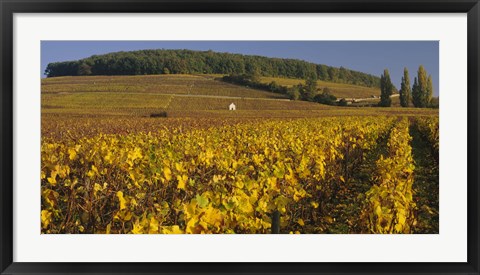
[1, 0, 479, 274]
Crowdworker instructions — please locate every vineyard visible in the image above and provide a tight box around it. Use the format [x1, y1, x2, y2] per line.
[41, 116, 439, 234]
[42, 75, 287, 99]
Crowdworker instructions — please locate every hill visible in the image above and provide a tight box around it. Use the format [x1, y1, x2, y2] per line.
[44, 49, 380, 88]
[42, 74, 334, 117]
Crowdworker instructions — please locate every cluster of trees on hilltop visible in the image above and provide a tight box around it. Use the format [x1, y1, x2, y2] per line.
[380, 65, 436, 108]
[44, 49, 380, 88]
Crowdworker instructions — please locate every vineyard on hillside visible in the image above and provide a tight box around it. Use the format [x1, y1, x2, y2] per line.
[41, 116, 439, 234]
[42, 75, 287, 99]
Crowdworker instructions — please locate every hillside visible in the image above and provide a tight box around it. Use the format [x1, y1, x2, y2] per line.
[42, 75, 287, 99]
[42, 74, 334, 117]
[44, 49, 380, 88]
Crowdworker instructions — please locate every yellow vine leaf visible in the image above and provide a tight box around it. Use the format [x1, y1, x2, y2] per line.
[177, 174, 188, 190]
[375, 205, 382, 217]
[163, 167, 172, 181]
[41, 210, 52, 229]
[131, 220, 143, 234]
[68, 148, 77, 160]
[148, 217, 159, 234]
[47, 170, 58, 185]
[116, 191, 127, 210]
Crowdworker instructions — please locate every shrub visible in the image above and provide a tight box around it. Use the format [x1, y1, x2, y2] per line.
[338, 98, 348, 106]
[150, 111, 168, 118]
[314, 89, 337, 105]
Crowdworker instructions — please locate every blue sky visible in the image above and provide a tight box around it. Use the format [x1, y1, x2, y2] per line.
[41, 41, 439, 96]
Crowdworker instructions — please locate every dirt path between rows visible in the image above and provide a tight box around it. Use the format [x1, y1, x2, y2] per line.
[410, 125, 439, 233]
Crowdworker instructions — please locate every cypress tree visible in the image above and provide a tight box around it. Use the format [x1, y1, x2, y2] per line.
[426, 75, 434, 107]
[412, 77, 420, 107]
[417, 65, 428, 107]
[379, 69, 393, 107]
[412, 65, 430, 108]
[399, 67, 411, 107]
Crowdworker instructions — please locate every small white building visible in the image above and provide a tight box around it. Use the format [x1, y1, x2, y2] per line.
[229, 103, 236, 111]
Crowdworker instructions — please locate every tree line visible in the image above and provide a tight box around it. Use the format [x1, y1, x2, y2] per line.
[44, 49, 380, 88]
[380, 65, 436, 108]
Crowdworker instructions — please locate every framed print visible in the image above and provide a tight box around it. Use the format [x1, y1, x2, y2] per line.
[1, 0, 479, 274]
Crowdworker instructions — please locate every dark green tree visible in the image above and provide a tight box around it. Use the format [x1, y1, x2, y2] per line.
[268, 81, 280, 92]
[379, 69, 393, 107]
[399, 67, 411, 107]
[418, 65, 428, 107]
[338, 98, 348, 106]
[305, 72, 317, 91]
[327, 67, 339, 82]
[78, 63, 92, 76]
[287, 86, 301, 100]
[316, 64, 329, 80]
[426, 75, 434, 107]
[412, 77, 420, 107]
[301, 72, 318, 101]
[313, 88, 337, 105]
[412, 65, 431, 107]
[245, 68, 261, 83]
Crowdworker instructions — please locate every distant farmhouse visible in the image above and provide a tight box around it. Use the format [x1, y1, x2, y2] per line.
[229, 103, 236, 111]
